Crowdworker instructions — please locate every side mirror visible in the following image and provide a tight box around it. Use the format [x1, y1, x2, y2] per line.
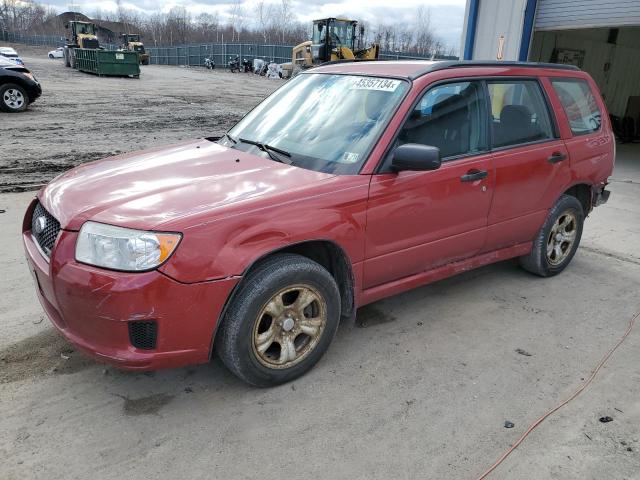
[391, 144, 441, 172]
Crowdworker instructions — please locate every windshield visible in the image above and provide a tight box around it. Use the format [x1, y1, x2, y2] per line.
[223, 73, 408, 174]
[329, 20, 354, 47]
[312, 20, 354, 47]
[77, 23, 95, 35]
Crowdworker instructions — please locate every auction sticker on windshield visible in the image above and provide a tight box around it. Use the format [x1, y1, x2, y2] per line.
[350, 77, 401, 92]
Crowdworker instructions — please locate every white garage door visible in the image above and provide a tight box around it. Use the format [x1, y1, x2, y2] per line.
[535, 0, 640, 30]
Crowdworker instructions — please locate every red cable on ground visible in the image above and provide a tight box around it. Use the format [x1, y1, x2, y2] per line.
[475, 309, 640, 480]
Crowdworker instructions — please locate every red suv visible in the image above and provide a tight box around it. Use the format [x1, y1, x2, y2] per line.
[23, 61, 613, 386]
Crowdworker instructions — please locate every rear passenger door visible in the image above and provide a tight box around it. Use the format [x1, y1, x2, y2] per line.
[483, 78, 571, 252]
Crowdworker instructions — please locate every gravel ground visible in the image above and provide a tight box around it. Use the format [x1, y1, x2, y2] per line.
[0, 47, 280, 192]
[1, 49, 639, 480]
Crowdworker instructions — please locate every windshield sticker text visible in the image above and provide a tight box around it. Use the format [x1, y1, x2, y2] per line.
[350, 78, 401, 92]
[341, 152, 360, 163]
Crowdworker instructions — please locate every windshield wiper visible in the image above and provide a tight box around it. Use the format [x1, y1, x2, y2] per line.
[238, 137, 292, 164]
[222, 132, 237, 144]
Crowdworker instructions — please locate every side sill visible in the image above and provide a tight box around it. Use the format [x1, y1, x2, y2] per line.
[359, 242, 532, 306]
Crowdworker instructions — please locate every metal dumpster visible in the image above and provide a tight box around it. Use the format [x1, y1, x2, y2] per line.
[74, 49, 140, 77]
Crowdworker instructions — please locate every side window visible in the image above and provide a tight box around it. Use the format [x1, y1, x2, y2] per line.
[397, 81, 488, 159]
[551, 79, 602, 135]
[487, 80, 555, 148]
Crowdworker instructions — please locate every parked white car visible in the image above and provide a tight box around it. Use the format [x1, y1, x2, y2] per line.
[0, 47, 24, 65]
[48, 47, 64, 59]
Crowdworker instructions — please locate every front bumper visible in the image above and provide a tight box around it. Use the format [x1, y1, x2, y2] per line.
[23, 209, 239, 371]
[26, 81, 42, 103]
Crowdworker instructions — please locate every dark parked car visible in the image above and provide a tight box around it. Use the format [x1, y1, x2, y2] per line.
[24, 61, 613, 386]
[0, 57, 41, 112]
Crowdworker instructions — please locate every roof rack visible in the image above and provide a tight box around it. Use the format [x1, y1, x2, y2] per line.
[409, 60, 580, 79]
[318, 58, 381, 67]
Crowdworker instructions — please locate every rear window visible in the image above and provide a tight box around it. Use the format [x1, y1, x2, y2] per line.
[551, 79, 601, 135]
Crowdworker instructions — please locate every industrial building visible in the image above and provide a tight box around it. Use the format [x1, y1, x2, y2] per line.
[461, 0, 640, 131]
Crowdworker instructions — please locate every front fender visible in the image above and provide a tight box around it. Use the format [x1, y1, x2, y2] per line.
[159, 177, 370, 283]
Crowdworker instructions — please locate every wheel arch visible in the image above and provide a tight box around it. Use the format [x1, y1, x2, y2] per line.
[209, 239, 356, 359]
[562, 183, 593, 215]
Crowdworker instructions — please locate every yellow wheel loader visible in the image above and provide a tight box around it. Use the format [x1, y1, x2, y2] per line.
[283, 18, 379, 78]
[120, 34, 150, 65]
[63, 21, 100, 68]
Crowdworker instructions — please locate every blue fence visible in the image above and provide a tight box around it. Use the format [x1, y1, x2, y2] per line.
[3, 31, 457, 65]
[147, 43, 457, 67]
[147, 43, 293, 66]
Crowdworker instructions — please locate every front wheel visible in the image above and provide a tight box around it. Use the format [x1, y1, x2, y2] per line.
[49, 54, 54, 59]
[0, 83, 28, 112]
[215, 254, 341, 387]
[520, 194, 584, 277]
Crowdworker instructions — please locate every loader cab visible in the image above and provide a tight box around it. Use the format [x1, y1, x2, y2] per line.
[66, 21, 99, 49]
[121, 34, 145, 53]
[122, 34, 141, 43]
[311, 18, 357, 63]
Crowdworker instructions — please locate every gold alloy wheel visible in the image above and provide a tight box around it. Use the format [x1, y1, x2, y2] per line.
[546, 210, 578, 266]
[252, 284, 327, 369]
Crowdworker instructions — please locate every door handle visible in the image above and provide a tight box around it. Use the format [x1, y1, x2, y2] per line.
[548, 152, 567, 164]
[460, 169, 488, 182]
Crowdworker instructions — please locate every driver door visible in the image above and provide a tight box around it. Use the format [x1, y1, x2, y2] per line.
[363, 80, 494, 289]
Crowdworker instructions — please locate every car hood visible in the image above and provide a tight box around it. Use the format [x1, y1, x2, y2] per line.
[40, 139, 336, 231]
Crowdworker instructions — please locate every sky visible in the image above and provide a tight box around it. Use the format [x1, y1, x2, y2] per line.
[42, 0, 467, 50]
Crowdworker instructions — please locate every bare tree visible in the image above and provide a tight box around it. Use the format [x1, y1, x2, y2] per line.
[277, 0, 292, 44]
[228, 0, 244, 42]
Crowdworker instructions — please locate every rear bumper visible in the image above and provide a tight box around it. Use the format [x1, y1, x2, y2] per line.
[23, 221, 239, 371]
[594, 185, 610, 207]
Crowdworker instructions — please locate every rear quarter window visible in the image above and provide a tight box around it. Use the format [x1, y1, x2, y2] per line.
[551, 79, 602, 135]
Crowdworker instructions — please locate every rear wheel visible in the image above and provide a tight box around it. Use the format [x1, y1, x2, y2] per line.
[519, 194, 584, 277]
[64, 48, 71, 67]
[0, 84, 28, 112]
[215, 253, 341, 387]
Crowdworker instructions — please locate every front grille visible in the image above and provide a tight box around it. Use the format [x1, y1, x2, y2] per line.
[82, 38, 99, 49]
[128, 321, 157, 350]
[31, 202, 61, 257]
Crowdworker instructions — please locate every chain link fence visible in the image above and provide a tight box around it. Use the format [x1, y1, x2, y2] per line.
[1, 30, 116, 51]
[1, 30, 65, 47]
[3, 31, 456, 65]
[147, 43, 456, 67]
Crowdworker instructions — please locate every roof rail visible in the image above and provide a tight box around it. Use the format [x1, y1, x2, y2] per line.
[409, 60, 580, 79]
[318, 58, 383, 67]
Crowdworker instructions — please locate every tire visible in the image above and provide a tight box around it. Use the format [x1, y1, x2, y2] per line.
[519, 194, 584, 277]
[215, 253, 341, 387]
[64, 49, 71, 67]
[142, 58, 149, 66]
[0, 83, 29, 113]
[49, 54, 54, 59]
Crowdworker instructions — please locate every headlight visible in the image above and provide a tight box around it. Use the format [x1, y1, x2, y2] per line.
[76, 221, 181, 271]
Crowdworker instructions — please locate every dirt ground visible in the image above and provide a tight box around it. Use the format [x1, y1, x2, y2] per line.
[1, 50, 640, 480]
[0, 46, 280, 192]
